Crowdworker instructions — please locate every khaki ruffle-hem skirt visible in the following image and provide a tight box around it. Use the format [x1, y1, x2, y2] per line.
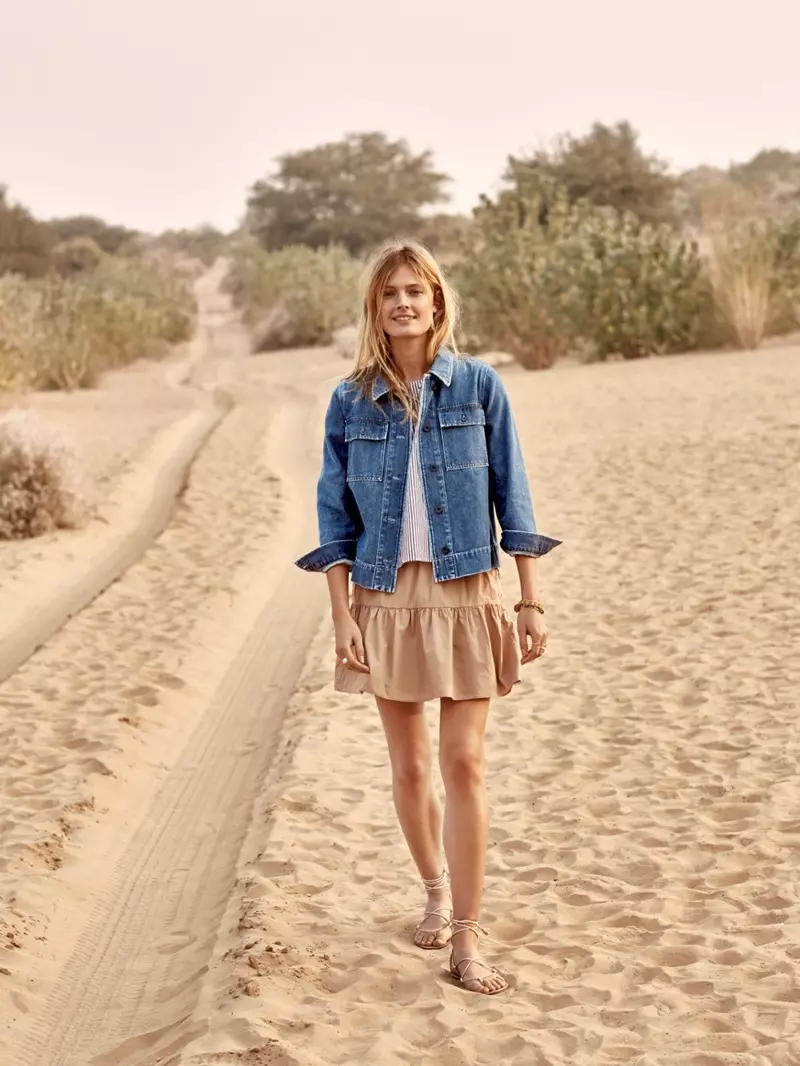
[334, 562, 520, 702]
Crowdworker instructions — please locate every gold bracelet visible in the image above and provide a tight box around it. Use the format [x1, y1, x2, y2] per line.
[514, 599, 544, 614]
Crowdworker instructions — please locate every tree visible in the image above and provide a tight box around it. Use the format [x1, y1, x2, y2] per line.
[0, 186, 53, 277]
[246, 132, 450, 256]
[507, 121, 677, 226]
[47, 215, 138, 255]
[456, 174, 707, 367]
[729, 149, 800, 211]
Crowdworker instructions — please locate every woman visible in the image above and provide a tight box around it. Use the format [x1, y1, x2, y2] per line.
[296, 241, 560, 995]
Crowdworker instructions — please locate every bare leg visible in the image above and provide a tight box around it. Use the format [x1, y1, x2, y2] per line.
[375, 697, 451, 948]
[439, 697, 507, 994]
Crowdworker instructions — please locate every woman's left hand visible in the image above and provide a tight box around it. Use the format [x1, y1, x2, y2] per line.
[517, 607, 548, 665]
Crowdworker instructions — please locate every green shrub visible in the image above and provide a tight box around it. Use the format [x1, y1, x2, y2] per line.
[769, 218, 800, 334]
[51, 236, 104, 276]
[551, 210, 708, 359]
[225, 242, 361, 350]
[454, 185, 575, 368]
[457, 181, 708, 365]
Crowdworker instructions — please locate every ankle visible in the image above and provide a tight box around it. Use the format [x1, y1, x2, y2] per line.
[451, 918, 485, 944]
[450, 929, 477, 952]
[422, 869, 449, 893]
[426, 885, 450, 901]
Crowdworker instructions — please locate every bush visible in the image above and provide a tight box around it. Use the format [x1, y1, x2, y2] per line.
[454, 185, 575, 368]
[225, 242, 361, 350]
[152, 225, 229, 267]
[51, 236, 104, 276]
[457, 182, 708, 365]
[769, 218, 800, 334]
[0, 410, 86, 538]
[551, 209, 708, 359]
[0, 259, 196, 392]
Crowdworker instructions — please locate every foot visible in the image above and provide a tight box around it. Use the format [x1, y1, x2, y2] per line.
[414, 875, 452, 950]
[449, 923, 508, 995]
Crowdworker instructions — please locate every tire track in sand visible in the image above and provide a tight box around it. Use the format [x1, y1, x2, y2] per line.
[25, 559, 324, 1066]
[9, 355, 335, 1063]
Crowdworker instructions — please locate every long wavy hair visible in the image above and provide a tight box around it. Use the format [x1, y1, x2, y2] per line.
[349, 240, 460, 418]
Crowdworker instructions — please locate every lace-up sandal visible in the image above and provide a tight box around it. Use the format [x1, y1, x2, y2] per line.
[449, 918, 509, 995]
[413, 870, 452, 950]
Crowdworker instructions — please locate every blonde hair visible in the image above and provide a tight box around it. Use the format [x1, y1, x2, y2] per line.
[349, 240, 460, 417]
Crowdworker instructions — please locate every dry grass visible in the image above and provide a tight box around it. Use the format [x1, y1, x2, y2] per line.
[701, 188, 777, 350]
[706, 222, 774, 349]
[0, 258, 195, 393]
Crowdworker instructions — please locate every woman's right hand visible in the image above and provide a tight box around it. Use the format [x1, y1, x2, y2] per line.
[334, 615, 370, 673]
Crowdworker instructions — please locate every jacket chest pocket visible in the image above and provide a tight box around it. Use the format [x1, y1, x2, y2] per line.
[345, 420, 389, 481]
[438, 405, 489, 470]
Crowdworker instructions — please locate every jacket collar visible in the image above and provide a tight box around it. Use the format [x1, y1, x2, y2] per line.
[372, 348, 454, 401]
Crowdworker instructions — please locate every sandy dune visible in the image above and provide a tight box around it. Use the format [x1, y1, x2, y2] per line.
[1, 311, 799, 1065]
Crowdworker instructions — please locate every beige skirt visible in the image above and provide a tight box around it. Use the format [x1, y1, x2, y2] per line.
[334, 562, 520, 702]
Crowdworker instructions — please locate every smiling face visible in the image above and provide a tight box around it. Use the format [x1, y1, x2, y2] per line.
[380, 264, 437, 341]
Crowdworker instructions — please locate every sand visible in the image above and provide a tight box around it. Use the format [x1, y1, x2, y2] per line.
[1, 310, 799, 1065]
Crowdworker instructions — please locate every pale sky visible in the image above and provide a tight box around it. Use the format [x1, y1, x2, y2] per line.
[2, 0, 798, 233]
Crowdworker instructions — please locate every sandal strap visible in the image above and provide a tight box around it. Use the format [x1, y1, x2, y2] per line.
[452, 918, 488, 936]
[416, 907, 452, 929]
[452, 955, 497, 983]
[422, 869, 449, 891]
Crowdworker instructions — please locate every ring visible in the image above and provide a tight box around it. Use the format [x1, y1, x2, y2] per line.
[341, 657, 349, 665]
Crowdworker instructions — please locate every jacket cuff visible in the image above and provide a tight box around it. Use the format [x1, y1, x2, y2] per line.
[295, 539, 358, 573]
[500, 530, 562, 557]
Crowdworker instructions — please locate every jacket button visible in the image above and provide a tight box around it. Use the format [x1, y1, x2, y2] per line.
[441, 545, 450, 555]
[423, 424, 431, 432]
[434, 505, 443, 514]
[429, 463, 437, 472]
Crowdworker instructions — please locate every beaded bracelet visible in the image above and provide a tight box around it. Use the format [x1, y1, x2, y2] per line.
[514, 599, 545, 614]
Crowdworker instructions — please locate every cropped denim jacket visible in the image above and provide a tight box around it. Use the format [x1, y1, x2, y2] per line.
[295, 350, 560, 592]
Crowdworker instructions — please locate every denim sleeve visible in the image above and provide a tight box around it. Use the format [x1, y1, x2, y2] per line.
[295, 387, 362, 573]
[482, 365, 561, 558]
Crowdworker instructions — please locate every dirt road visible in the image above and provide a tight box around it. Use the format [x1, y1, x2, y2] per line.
[0, 283, 338, 1066]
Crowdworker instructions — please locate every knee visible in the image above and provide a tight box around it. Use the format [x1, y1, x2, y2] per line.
[440, 747, 484, 792]
[392, 751, 431, 791]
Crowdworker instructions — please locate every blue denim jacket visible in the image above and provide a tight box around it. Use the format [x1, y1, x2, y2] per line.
[295, 350, 560, 591]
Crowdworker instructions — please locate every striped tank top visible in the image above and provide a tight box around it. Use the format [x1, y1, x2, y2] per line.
[398, 377, 433, 566]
